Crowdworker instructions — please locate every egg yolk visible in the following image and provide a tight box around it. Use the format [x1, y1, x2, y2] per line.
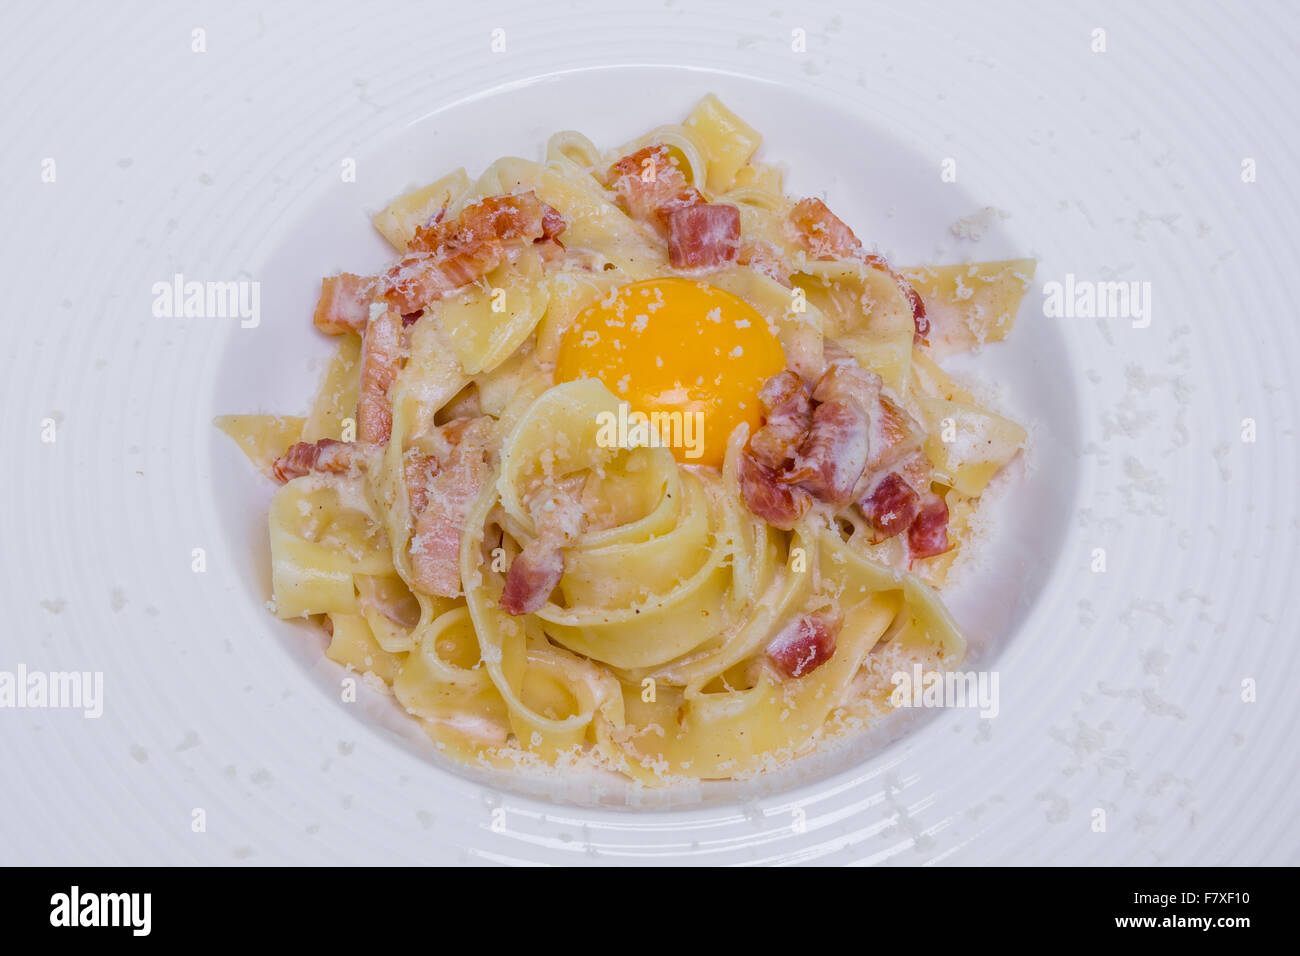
[555, 277, 786, 468]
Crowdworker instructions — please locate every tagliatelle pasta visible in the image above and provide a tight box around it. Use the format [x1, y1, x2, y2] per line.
[217, 94, 1035, 785]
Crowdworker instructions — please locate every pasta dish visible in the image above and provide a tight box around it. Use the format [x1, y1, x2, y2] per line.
[218, 95, 1034, 785]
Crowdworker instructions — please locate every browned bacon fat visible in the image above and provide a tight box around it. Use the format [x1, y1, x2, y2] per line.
[271, 438, 357, 483]
[766, 607, 844, 678]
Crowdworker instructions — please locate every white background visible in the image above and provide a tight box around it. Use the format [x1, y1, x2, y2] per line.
[1, 0, 1297, 865]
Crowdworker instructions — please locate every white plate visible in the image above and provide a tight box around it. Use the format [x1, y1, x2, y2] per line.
[4, 0, 1298, 865]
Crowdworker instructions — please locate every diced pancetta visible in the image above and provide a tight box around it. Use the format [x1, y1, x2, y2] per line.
[782, 401, 869, 506]
[357, 307, 403, 445]
[313, 273, 376, 335]
[780, 363, 877, 506]
[407, 418, 494, 597]
[382, 244, 507, 315]
[789, 196, 930, 341]
[789, 197, 864, 259]
[749, 370, 812, 471]
[907, 491, 952, 559]
[271, 438, 358, 483]
[766, 607, 844, 678]
[736, 240, 792, 285]
[380, 191, 567, 314]
[667, 203, 741, 269]
[607, 144, 747, 270]
[408, 191, 560, 254]
[858, 471, 921, 539]
[864, 393, 923, 474]
[737, 450, 812, 530]
[499, 475, 588, 616]
[607, 145, 703, 234]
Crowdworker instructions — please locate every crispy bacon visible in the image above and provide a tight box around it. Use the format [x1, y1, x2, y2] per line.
[381, 191, 567, 314]
[907, 491, 952, 559]
[271, 438, 357, 483]
[499, 476, 587, 616]
[313, 273, 376, 335]
[767, 608, 844, 679]
[749, 370, 812, 471]
[357, 307, 403, 444]
[667, 203, 741, 269]
[408, 418, 494, 597]
[789, 196, 929, 341]
[859, 472, 920, 539]
[738, 451, 812, 530]
[408, 192, 560, 254]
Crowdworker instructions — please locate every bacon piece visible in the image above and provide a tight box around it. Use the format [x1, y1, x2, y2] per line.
[607, 144, 750, 269]
[607, 145, 703, 234]
[907, 491, 952, 559]
[738, 451, 812, 530]
[381, 192, 567, 314]
[790, 197, 864, 259]
[736, 240, 792, 285]
[271, 438, 357, 483]
[767, 608, 844, 679]
[864, 392, 922, 473]
[782, 402, 869, 506]
[905, 284, 929, 341]
[780, 364, 877, 506]
[667, 203, 741, 269]
[382, 244, 507, 314]
[749, 370, 812, 471]
[790, 197, 929, 341]
[541, 204, 566, 243]
[812, 361, 880, 410]
[849, 392, 929, 520]
[357, 307, 403, 445]
[499, 476, 587, 616]
[313, 273, 376, 335]
[859, 472, 920, 539]
[408, 191, 560, 254]
[408, 418, 494, 597]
